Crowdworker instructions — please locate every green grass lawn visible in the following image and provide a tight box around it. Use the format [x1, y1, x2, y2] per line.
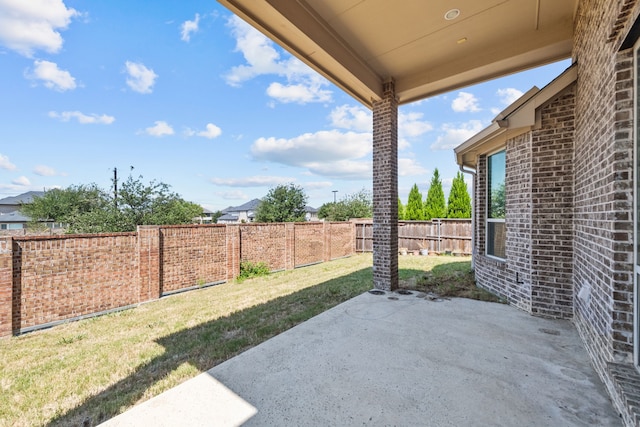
[0, 253, 479, 427]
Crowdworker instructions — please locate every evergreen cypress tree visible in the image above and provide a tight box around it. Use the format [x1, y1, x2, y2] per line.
[424, 168, 447, 220]
[447, 171, 472, 218]
[405, 184, 424, 220]
[398, 197, 405, 220]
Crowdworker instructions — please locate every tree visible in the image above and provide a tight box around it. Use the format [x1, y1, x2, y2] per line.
[317, 189, 372, 221]
[404, 184, 424, 220]
[424, 168, 446, 219]
[21, 176, 203, 233]
[117, 175, 202, 227]
[447, 171, 472, 218]
[398, 197, 405, 220]
[255, 183, 308, 222]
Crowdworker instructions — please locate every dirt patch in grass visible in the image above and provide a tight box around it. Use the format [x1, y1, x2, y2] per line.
[401, 258, 504, 303]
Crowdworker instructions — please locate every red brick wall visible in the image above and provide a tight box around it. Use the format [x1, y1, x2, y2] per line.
[160, 225, 228, 294]
[1, 222, 356, 337]
[239, 223, 287, 271]
[328, 222, 355, 260]
[294, 222, 324, 267]
[12, 233, 139, 332]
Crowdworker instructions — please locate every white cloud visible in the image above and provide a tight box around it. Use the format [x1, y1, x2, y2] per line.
[252, 130, 371, 165]
[452, 91, 480, 113]
[214, 190, 249, 200]
[0, 154, 17, 171]
[330, 105, 371, 132]
[303, 160, 371, 180]
[0, 0, 79, 57]
[33, 165, 63, 176]
[224, 16, 332, 104]
[142, 121, 174, 137]
[125, 61, 157, 94]
[180, 13, 200, 42]
[430, 120, 485, 150]
[497, 88, 524, 105]
[304, 181, 333, 190]
[27, 60, 76, 91]
[266, 82, 332, 104]
[398, 158, 428, 177]
[12, 176, 30, 186]
[399, 111, 433, 138]
[185, 123, 222, 139]
[211, 176, 294, 187]
[49, 110, 115, 124]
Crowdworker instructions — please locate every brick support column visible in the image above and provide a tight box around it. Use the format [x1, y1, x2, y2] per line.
[138, 226, 161, 301]
[372, 79, 398, 290]
[226, 224, 241, 280]
[0, 238, 13, 337]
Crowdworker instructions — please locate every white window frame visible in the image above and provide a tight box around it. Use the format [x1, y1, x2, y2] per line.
[486, 148, 506, 260]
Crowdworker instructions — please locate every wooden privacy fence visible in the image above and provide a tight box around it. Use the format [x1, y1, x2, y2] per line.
[0, 222, 355, 337]
[355, 219, 472, 255]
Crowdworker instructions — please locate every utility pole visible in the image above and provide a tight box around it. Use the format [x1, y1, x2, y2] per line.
[113, 167, 118, 208]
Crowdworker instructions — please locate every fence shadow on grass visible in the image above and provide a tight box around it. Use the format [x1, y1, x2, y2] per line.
[47, 265, 429, 427]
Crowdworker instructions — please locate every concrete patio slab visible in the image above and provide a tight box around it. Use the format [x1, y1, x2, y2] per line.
[102, 291, 621, 426]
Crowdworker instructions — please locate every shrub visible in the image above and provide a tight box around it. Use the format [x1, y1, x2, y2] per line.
[238, 261, 270, 282]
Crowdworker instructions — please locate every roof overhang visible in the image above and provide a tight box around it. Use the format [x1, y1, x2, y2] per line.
[217, 0, 578, 108]
[454, 64, 577, 168]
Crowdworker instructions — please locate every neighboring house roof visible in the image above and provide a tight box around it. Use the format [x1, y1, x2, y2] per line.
[305, 206, 318, 213]
[455, 64, 577, 169]
[0, 191, 45, 206]
[217, 213, 239, 222]
[201, 207, 214, 214]
[0, 210, 32, 223]
[224, 198, 262, 213]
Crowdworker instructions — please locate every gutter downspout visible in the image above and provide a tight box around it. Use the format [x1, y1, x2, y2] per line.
[459, 165, 476, 270]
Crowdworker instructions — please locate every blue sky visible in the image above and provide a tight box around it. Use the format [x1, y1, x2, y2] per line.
[0, 0, 571, 211]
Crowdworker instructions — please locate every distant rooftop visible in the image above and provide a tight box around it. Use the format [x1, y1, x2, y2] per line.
[0, 191, 45, 206]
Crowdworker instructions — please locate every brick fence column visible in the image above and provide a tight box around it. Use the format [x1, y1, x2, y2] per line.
[285, 223, 295, 270]
[0, 237, 13, 337]
[226, 224, 241, 280]
[323, 221, 331, 262]
[138, 226, 161, 302]
[372, 79, 399, 291]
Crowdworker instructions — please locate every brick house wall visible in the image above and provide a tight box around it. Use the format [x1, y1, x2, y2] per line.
[571, 1, 639, 424]
[472, 85, 575, 319]
[530, 89, 575, 318]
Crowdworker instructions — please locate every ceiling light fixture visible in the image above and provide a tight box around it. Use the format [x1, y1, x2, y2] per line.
[444, 9, 460, 20]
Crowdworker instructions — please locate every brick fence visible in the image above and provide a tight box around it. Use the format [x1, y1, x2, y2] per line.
[0, 222, 355, 337]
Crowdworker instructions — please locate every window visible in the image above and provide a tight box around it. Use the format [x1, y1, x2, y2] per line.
[487, 150, 506, 259]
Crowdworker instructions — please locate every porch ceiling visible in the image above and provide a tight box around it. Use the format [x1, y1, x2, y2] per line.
[217, 0, 578, 107]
